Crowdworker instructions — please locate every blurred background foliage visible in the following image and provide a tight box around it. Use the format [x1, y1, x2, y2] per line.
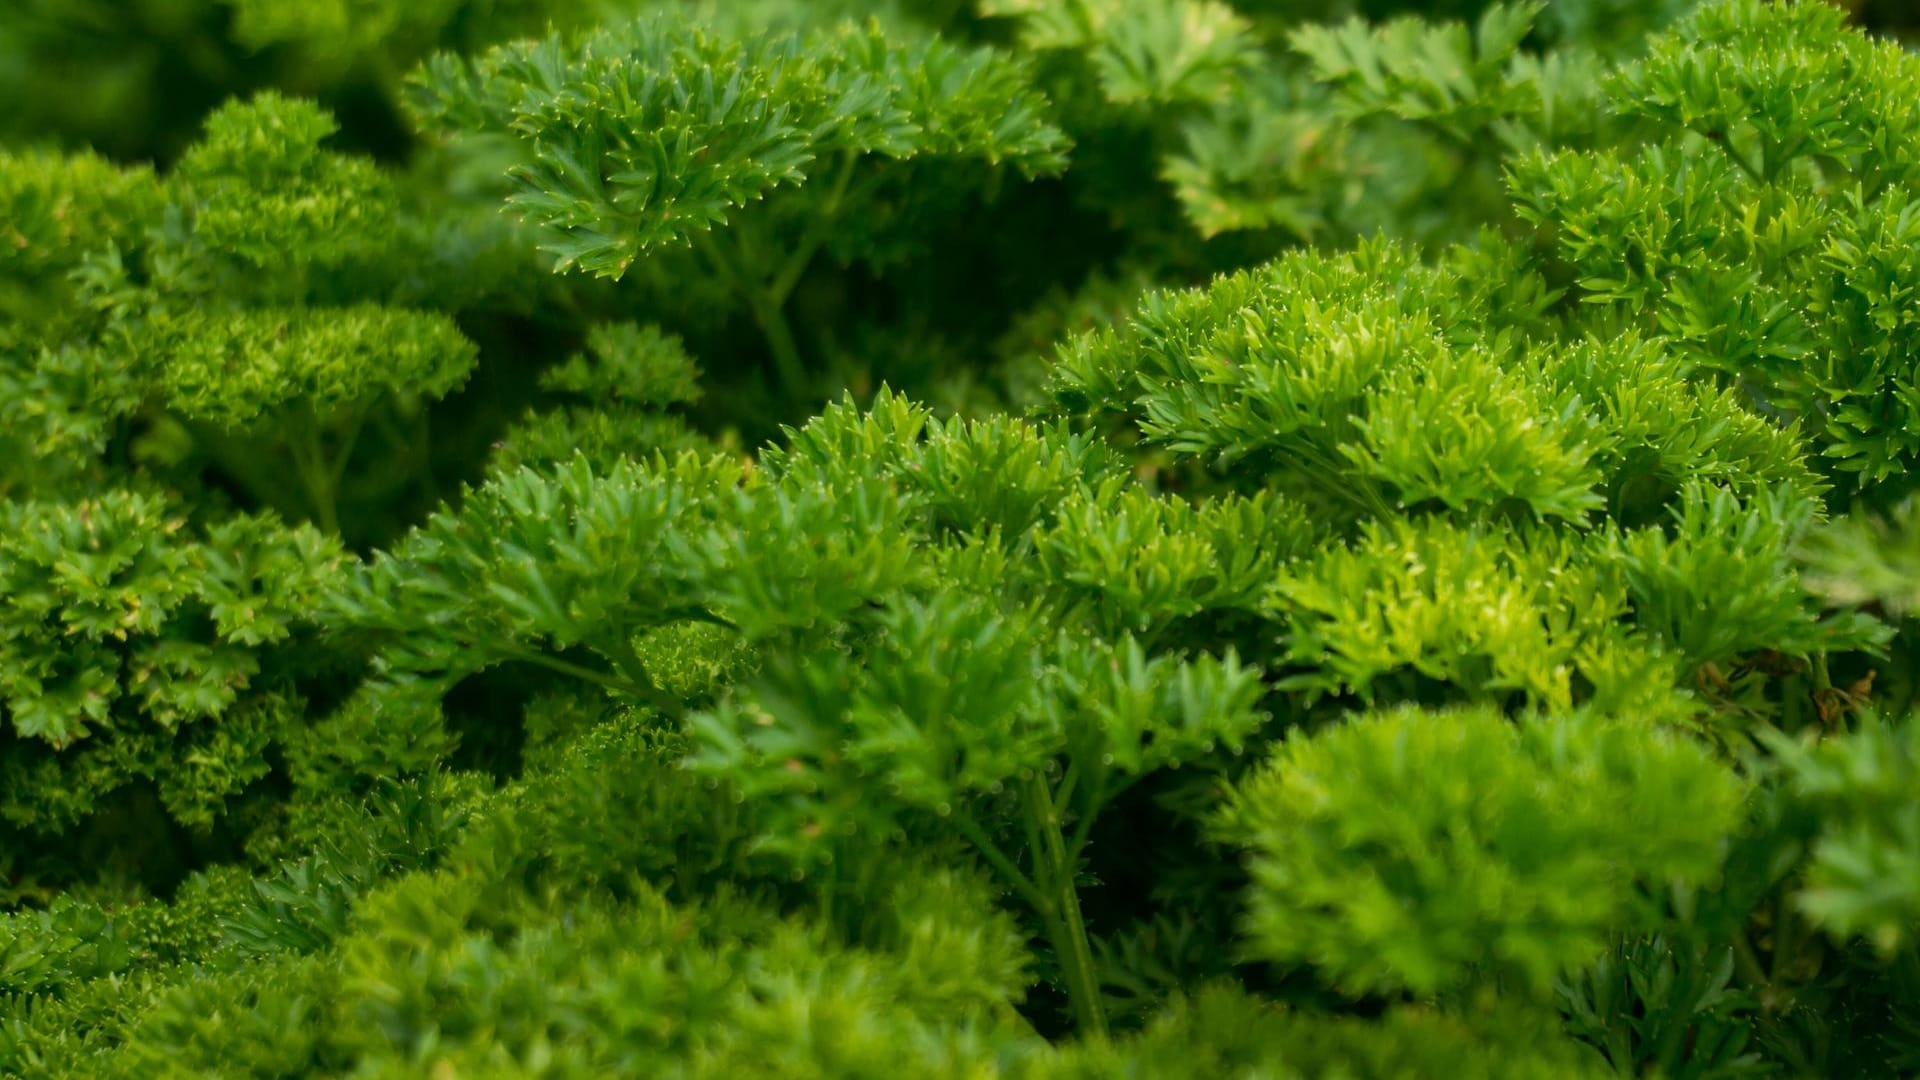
[3, 0, 1908, 485]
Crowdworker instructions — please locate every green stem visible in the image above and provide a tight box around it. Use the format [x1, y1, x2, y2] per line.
[748, 294, 810, 401]
[505, 647, 683, 719]
[1771, 890, 1801, 985]
[1719, 135, 1766, 184]
[327, 410, 366, 492]
[372, 404, 439, 506]
[505, 649, 643, 695]
[1731, 929, 1769, 992]
[1025, 773, 1108, 1037]
[1891, 645, 1918, 719]
[1296, 441, 1394, 521]
[413, 405, 436, 505]
[286, 409, 340, 534]
[1067, 779, 1109, 866]
[951, 811, 1048, 913]
[1757, 135, 1784, 183]
[1054, 760, 1081, 818]
[1066, 761, 1118, 866]
[181, 417, 307, 523]
[1781, 673, 1805, 732]
[659, 605, 741, 633]
[692, 229, 812, 399]
[768, 150, 859, 306]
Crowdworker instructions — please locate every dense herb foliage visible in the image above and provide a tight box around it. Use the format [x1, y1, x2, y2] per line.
[1, 0, 1917, 1074]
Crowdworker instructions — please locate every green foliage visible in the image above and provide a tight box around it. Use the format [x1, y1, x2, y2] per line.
[1292, 2, 1566, 141]
[155, 304, 474, 430]
[1219, 705, 1744, 996]
[1800, 496, 1920, 618]
[1158, 69, 1353, 240]
[0, 149, 163, 332]
[5, 0, 1920, 1075]
[172, 93, 397, 277]
[1047, 240, 1819, 523]
[333, 451, 749, 703]
[0, 494, 342, 842]
[1034, 984, 1610, 1078]
[409, 12, 1069, 278]
[1763, 714, 1920, 954]
[1507, 0, 1920, 502]
[491, 321, 713, 472]
[1555, 936, 1767, 1079]
[1270, 516, 1672, 712]
[983, 0, 1261, 109]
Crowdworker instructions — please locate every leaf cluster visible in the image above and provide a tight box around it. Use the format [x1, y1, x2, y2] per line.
[4, 1, 1920, 1076]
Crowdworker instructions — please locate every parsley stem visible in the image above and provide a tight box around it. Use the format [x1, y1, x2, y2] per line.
[768, 150, 859, 306]
[504, 645, 684, 720]
[748, 293, 810, 402]
[953, 795, 1108, 1035]
[693, 227, 812, 399]
[326, 410, 366, 494]
[950, 810, 1047, 913]
[1731, 929, 1769, 991]
[181, 417, 307, 524]
[1054, 761, 1079, 815]
[1025, 773, 1108, 1037]
[505, 648, 643, 696]
[287, 407, 341, 534]
[1708, 129, 1766, 183]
